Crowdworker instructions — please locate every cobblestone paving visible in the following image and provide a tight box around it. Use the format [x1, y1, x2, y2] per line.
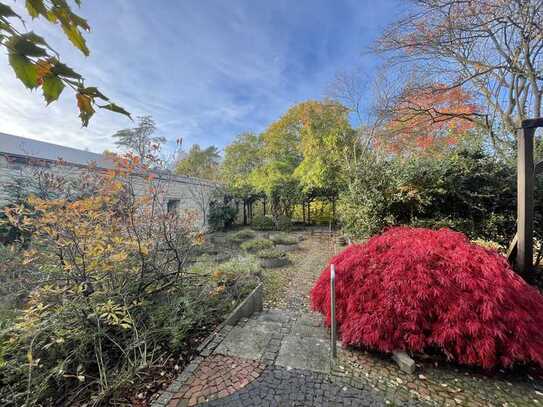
[168, 355, 264, 406]
[337, 349, 543, 406]
[154, 231, 543, 406]
[261, 230, 335, 312]
[203, 365, 425, 407]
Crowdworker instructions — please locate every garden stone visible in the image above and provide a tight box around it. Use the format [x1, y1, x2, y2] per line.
[260, 257, 289, 268]
[392, 351, 416, 374]
[276, 335, 330, 373]
[214, 324, 274, 360]
[274, 243, 298, 252]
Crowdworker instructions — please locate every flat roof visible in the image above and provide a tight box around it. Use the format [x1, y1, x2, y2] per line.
[0, 133, 220, 187]
[0, 132, 113, 168]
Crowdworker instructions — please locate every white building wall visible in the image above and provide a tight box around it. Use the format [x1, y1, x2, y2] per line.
[0, 154, 218, 228]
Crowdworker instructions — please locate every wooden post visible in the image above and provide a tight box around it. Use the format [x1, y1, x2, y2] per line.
[332, 197, 336, 230]
[243, 200, 247, 225]
[516, 119, 543, 274]
[330, 264, 337, 360]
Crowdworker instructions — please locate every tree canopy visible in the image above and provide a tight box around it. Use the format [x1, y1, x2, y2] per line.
[375, 0, 543, 151]
[221, 132, 261, 198]
[113, 116, 165, 165]
[176, 144, 221, 180]
[0, 0, 129, 126]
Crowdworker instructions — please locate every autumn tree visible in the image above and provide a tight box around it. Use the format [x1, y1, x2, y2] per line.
[113, 116, 166, 165]
[251, 100, 355, 221]
[293, 101, 356, 193]
[175, 144, 221, 180]
[0, 1, 129, 126]
[250, 104, 304, 218]
[381, 83, 479, 155]
[221, 132, 262, 224]
[375, 0, 543, 151]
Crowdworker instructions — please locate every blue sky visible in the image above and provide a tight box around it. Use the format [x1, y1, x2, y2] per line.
[0, 0, 403, 155]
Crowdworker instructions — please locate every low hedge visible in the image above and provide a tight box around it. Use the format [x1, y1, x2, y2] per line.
[270, 233, 298, 245]
[228, 229, 256, 243]
[240, 238, 274, 253]
[251, 215, 274, 231]
[256, 248, 287, 259]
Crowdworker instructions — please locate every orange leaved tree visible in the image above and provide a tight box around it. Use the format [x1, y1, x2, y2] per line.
[0, 148, 219, 405]
[381, 84, 479, 155]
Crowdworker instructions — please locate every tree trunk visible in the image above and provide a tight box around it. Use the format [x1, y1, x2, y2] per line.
[263, 197, 266, 216]
[307, 201, 311, 225]
[243, 200, 247, 225]
[302, 202, 306, 224]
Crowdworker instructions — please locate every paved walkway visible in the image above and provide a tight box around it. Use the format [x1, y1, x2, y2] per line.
[160, 309, 424, 407]
[153, 232, 543, 407]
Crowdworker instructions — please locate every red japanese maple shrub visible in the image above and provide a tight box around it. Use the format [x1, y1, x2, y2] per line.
[311, 227, 543, 369]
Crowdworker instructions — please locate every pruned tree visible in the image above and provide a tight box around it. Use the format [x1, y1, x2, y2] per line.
[0, 1, 129, 126]
[375, 0, 543, 151]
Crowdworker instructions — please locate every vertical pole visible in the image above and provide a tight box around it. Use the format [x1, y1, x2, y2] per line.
[517, 124, 535, 274]
[332, 197, 336, 230]
[330, 264, 337, 360]
[243, 201, 247, 225]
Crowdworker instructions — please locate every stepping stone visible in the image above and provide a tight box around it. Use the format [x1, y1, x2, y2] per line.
[214, 319, 281, 360]
[254, 309, 291, 324]
[276, 335, 330, 373]
[244, 319, 283, 331]
[288, 312, 328, 340]
[297, 312, 324, 327]
[291, 319, 328, 340]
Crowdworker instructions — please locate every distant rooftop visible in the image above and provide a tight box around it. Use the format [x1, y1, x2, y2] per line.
[0, 133, 219, 187]
[0, 133, 113, 168]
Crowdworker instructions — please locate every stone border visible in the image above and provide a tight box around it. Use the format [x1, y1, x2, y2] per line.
[223, 283, 263, 326]
[151, 283, 263, 406]
[260, 257, 289, 268]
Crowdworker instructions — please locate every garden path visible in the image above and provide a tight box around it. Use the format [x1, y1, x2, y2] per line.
[153, 231, 543, 407]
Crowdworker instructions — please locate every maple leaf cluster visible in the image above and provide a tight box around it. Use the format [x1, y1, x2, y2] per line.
[383, 85, 478, 154]
[311, 227, 543, 369]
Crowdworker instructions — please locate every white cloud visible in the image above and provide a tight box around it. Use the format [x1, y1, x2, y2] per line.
[0, 0, 402, 154]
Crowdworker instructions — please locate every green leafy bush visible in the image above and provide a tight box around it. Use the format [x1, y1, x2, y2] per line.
[269, 233, 298, 245]
[275, 215, 292, 231]
[257, 248, 287, 259]
[210, 256, 260, 296]
[251, 215, 274, 231]
[0, 154, 258, 406]
[338, 139, 534, 247]
[228, 229, 256, 243]
[240, 238, 273, 252]
[208, 203, 238, 231]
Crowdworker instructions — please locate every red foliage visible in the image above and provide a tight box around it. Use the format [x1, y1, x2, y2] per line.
[382, 84, 478, 155]
[311, 227, 543, 369]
